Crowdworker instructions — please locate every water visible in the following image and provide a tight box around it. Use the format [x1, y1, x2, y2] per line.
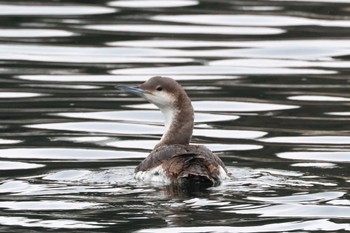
[1, 0, 350, 232]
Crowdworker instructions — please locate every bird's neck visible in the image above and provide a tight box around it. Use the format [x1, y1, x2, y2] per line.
[155, 97, 194, 148]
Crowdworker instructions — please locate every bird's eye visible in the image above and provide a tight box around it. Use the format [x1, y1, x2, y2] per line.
[156, 86, 163, 91]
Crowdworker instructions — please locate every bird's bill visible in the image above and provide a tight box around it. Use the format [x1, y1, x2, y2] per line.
[116, 85, 145, 97]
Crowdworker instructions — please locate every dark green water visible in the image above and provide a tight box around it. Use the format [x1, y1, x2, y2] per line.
[0, 0, 350, 232]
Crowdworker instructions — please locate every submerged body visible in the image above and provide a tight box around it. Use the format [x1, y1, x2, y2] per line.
[135, 144, 229, 185]
[118, 76, 229, 186]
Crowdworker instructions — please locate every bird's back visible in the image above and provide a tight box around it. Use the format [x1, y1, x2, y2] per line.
[135, 144, 229, 186]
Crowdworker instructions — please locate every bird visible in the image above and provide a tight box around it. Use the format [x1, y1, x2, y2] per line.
[117, 76, 229, 187]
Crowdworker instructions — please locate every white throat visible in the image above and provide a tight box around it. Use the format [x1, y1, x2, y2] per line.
[160, 107, 176, 140]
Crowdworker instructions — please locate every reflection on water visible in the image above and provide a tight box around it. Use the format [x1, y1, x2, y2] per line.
[109, 39, 350, 48]
[16, 74, 240, 82]
[153, 14, 350, 27]
[261, 136, 350, 144]
[85, 24, 285, 35]
[108, 0, 199, 8]
[0, 161, 44, 170]
[0, 148, 147, 160]
[137, 220, 350, 233]
[0, 92, 43, 98]
[288, 95, 350, 101]
[111, 65, 335, 75]
[0, 3, 116, 15]
[0, 29, 75, 38]
[278, 151, 350, 162]
[1, 0, 350, 232]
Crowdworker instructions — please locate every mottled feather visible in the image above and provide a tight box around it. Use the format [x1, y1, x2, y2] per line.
[135, 144, 228, 185]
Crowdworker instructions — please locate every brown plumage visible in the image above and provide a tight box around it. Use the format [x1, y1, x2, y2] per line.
[117, 76, 229, 186]
[135, 144, 227, 185]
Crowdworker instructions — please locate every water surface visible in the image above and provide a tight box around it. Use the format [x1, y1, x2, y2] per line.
[1, 0, 350, 232]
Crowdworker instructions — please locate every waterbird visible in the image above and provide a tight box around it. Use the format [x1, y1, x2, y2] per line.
[117, 76, 229, 186]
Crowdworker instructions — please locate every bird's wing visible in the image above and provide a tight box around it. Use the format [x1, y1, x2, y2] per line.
[135, 144, 226, 173]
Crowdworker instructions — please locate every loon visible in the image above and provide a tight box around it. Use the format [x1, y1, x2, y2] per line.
[118, 76, 229, 186]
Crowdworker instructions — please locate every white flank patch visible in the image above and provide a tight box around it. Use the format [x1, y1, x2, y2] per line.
[134, 166, 171, 184]
[218, 166, 231, 180]
[135, 165, 230, 184]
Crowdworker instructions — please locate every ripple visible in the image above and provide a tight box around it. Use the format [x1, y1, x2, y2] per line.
[0, 29, 74, 38]
[261, 136, 350, 145]
[108, 0, 198, 8]
[209, 58, 350, 69]
[0, 200, 101, 210]
[108, 39, 219, 48]
[0, 161, 44, 170]
[84, 24, 284, 35]
[107, 140, 262, 151]
[328, 200, 350, 206]
[221, 167, 309, 192]
[153, 14, 350, 27]
[236, 6, 283, 11]
[194, 101, 298, 112]
[106, 40, 350, 59]
[288, 95, 350, 101]
[0, 216, 108, 229]
[194, 129, 267, 139]
[0, 92, 42, 98]
[55, 111, 239, 123]
[4, 43, 348, 61]
[254, 168, 302, 177]
[0, 4, 117, 16]
[23, 84, 101, 90]
[52, 136, 110, 144]
[247, 191, 345, 203]
[28, 122, 161, 135]
[0, 179, 133, 196]
[27, 121, 266, 140]
[137, 219, 350, 232]
[0, 139, 21, 144]
[130, 101, 299, 112]
[44, 170, 92, 181]
[205, 143, 263, 151]
[184, 198, 230, 208]
[0, 148, 146, 160]
[16, 75, 240, 82]
[0, 181, 44, 194]
[108, 39, 350, 49]
[236, 203, 350, 218]
[111, 65, 335, 75]
[275, 0, 350, 2]
[2, 54, 192, 64]
[291, 162, 337, 168]
[326, 112, 350, 116]
[277, 151, 350, 162]
[0, 43, 197, 64]
[43, 167, 137, 185]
